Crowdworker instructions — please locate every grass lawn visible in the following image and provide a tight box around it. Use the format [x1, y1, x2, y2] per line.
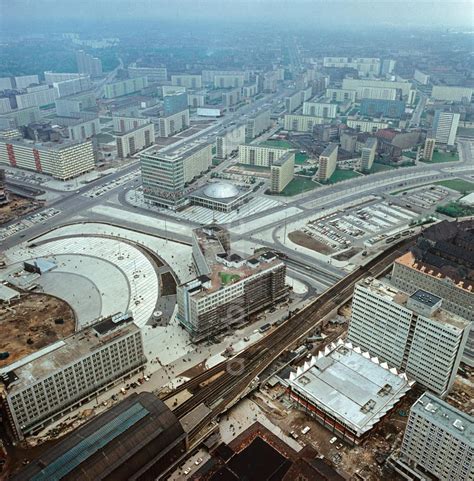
[278, 177, 319, 196]
[295, 152, 309, 164]
[421, 151, 459, 163]
[219, 272, 241, 285]
[212, 146, 216, 155]
[404, 151, 417, 159]
[368, 162, 396, 173]
[237, 164, 270, 172]
[434, 179, 474, 193]
[324, 169, 362, 184]
[212, 157, 221, 166]
[436, 202, 474, 218]
[259, 139, 293, 149]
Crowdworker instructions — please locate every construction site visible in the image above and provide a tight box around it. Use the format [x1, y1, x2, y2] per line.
[0, 292, 75, 368]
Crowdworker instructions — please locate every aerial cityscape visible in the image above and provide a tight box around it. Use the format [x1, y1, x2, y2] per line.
[0, 0, 473, 480]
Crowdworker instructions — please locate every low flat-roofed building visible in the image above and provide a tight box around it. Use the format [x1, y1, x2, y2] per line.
[288, 340, 413, 445]
[190, 181, 252, 213]
[390, 392, 474, 481]
[10, 392, 187, 481]
[0, 313, 146, 440]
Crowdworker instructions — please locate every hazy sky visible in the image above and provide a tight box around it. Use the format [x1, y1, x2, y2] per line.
[1, 0, 473, 28]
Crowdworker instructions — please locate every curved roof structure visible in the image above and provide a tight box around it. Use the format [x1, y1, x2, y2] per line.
[204, 182, 240, 199]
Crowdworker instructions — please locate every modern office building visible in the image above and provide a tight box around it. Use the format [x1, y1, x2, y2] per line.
[0, 138, 95, 179]
[11, 392, 187, 481]
[128, 66, 168, 83]
[75, 50, 103, 77]
[177, 225, 287, 341]
[360, 137, 377, 172]
[163, 92, 188, 115]
[216, 124, 246, 159]
[288, 340, 413, 445]
[317, 143, 338, 181]
[0, 106, 41, 129]
[391, 392, 474, 481]
[303, 99, 338, 118]
[245, 109, 271, 139]
[326, 88, 357, 103]
[0, 313, 146, 441]
[238, 144, 289, 167]
[270, 151, 295, 193]
[14, 75, 40, 89]
[390, 221, 474, 365]
[360, 98, 405, 118]
[55, 91, 97, 117]
[214, 74, 245, 89]
[15, 87, 58, 109]
[348, 277, 470, 397]
[323, 57, 381, 76]
[157, 108, 190, 137]
[171, 74, 202, 89]
[140, 141, 211, 209]
[116, 122, 154, 158]
[431, 86, 473, 103]
[104, 77, 148, 99]
[432, 110, 460, 146]
[423, 136, 436, 161]
[284, 114, 326, 132]
[53, 76, 91, 98]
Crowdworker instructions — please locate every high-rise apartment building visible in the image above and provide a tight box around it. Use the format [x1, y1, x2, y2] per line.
[360, 137, 377, 172]
[348, 278, 469, 397]
[423, 136, 436, 161]
[213, 74, 245, 89]
[432, 110, 460, 146]
[128, 66, 168, 83]
[53, 76, 91, 98]
[270, 151, 295, 193]
[140, 141, 211, 209]
[0, 138, 95, 179]
[67, 117, 101, 141]
[302, 99, 338, 118]
[391, 392, 473, 481]
[171, 74, 202, 89]
[75, 50, 103, 77]
[323, 57, 381, 76]
[245, 109, 271, 139]
[326, 88, 357, 103]
[222, 87, 242, 108]
[116, 122, 154, 158]
[317, 143, 338, 181]
[238, 144, 289, 167]
[54, 91, 97, 117]
[104, 77, 148, 99]
[360, 98, 405, 118]
[163, 92, 188, 115]
[0, 106, 41, 129]
[216, 124, 246, 159]
[15, 88, 58, 109]
[14, 75, 40, 89]
[177, 226, 287, 341]
[157, 109, 190, 137]
[431, 86, 473, 103]
[285, 88, 312, 113]
[44, 71, 83, 84]
[342, 78, 415, 104]
[284, 114, 326, 132]
[0, 313, 146, 440]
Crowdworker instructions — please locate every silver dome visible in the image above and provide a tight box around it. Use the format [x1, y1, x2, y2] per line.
[204, 182, 240, 199]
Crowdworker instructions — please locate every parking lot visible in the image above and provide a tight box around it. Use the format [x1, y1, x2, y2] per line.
[0, 207, 60, 240]
[393, 184, 451, 209]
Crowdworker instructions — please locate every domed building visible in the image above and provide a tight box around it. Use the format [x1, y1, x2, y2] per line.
[191, 181, 252, 212]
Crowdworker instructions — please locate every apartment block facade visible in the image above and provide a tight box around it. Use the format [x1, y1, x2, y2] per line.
[116, 123, 154, 158]
[317, 143, 338, 181]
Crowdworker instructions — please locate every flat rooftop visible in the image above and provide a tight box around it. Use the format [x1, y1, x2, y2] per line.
[412, 392, 474, 444]
[321, 143, 338, 157]
[145, 139, 210, 161]
[289, 341, 412, 437]
[273, 150, 296, 166]
[3, 315, 139, 393]
[358, 277, 469, 331]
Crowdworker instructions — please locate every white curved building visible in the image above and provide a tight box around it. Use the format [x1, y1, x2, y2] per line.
[191, 181, 252, 212]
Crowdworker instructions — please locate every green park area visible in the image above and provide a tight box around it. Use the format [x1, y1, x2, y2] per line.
[434, 179, 474, 193]
[295, 152, 309, 164]
[279, 177, 319, 196]
[324, 169, 362, 184]
[368, 162, 396, 173]
[421, 151, 459, 164]
[436, 202, 474, 218]
[219, 272, 241, 285]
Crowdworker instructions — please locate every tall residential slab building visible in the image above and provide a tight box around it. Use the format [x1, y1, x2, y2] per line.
[245, 109, 271, 139]
[75, 50, 103, 77]
[432, 110, 460, 146]
[270, 151, 295, 193]
[348, 278, 469, 398]
[216, 124, 246, 159]
[391, 392, 473, 481]
[317, 143, 338, 182]
[238, 144, 289, 167]
[360, 137, 377, 172]
[423, 136, 436, 161]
